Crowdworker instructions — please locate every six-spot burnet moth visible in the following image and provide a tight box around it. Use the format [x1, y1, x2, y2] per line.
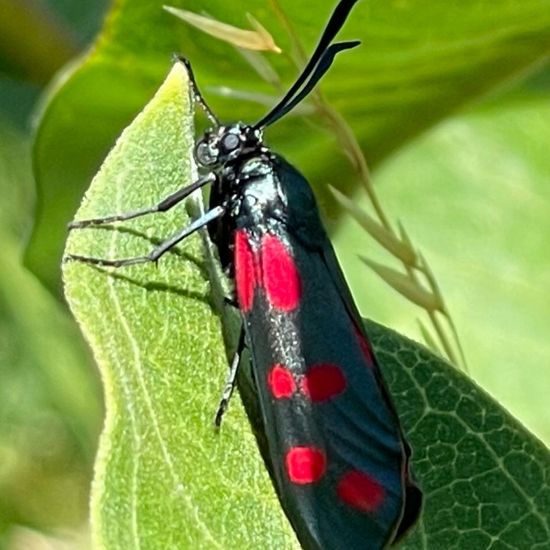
[66, 0, 422, 547]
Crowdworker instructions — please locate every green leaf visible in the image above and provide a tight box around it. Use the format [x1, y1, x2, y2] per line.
[366, 319, 550, 550]
[64, 63, 550, 548]
[30, 0, 550, 289]
[63, 63, 297, 549]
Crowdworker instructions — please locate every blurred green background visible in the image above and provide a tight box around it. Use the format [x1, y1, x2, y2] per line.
[1, 2, 108, 548]
[0, 0, 549, 548]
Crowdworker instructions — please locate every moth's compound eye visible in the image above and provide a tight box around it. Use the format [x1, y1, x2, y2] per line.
[195, 139, 217, 166]
[220, 132, 240, 153]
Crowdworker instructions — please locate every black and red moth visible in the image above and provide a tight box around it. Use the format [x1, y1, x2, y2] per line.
[67, 0, 422, 547]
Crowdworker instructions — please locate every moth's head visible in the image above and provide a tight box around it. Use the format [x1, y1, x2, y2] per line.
[194, 123, 262, 168]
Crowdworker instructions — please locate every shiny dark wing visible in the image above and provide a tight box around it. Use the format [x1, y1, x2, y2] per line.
[235, 223, 414, 549]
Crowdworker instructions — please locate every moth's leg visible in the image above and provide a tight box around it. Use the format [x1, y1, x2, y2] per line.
[223, 295, 239, 309]
[68, 173, 215, 229]
[215, 325, 246, 428]
[65, 205, 224, 268]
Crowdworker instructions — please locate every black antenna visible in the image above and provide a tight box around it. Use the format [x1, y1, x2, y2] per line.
[257, 40, 359, 128]
[253, 0, 359, 130]
[174, 54, 220, 127]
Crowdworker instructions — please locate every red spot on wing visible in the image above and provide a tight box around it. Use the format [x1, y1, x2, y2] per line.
[261, 234, 301, 311]
[234, 230, 256, 312]
[267, 364, 296, 398]
[300, 363, 347, 402]
[336, 470, 385, 512]
[285, 447, 326, 484]
[354, 324, 375, 366]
